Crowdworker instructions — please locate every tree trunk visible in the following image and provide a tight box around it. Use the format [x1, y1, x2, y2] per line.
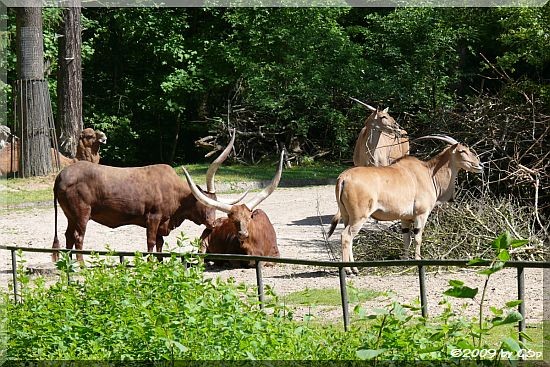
[57, 1, 82, 158]
[16, 7, 52, 177]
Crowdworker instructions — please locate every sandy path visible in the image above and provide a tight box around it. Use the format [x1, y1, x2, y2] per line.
[0, 185, 545, 323]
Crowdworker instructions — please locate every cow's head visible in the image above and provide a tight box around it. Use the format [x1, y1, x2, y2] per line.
[182, 150, 284, 240]
[181, 129, 248, 229]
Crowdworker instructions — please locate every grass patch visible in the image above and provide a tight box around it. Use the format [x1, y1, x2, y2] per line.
[283, 285, 384, 306]
[1, 188, 52, 207]
[180, 160, 347, 185]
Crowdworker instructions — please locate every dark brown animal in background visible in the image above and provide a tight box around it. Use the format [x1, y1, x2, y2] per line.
[52, 131, 243, 262]
[0, 128, 107, 176]
[74, 128, 107, 163]
[182, 151, 284, 267]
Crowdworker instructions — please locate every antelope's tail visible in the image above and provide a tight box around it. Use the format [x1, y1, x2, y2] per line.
[327, 179, 345, 238]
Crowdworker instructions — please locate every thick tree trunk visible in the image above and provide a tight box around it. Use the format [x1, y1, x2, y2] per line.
[57, 2, 82, 158]
[16, 7, 52, 177]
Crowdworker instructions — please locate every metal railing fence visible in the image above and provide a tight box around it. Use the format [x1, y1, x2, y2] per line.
[2, 245, 549, 340]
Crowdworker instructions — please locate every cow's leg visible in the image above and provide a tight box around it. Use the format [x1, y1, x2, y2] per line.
[72, 208, 91, 263]
[146, 214, 162, 260]
[53, 220, 75, 263]
[64, 222, 77, 251]
[341, 220, 365, 276]
[155, 235, 165, 262]
[412, 215, 429, 260]
[401, 220, 413, 259]
[199, 229, 211, 253]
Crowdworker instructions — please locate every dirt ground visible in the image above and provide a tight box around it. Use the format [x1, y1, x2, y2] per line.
[0, 183, 545, 324]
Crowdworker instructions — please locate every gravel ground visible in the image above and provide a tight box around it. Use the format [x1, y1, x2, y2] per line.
[0, 184, 545, 324]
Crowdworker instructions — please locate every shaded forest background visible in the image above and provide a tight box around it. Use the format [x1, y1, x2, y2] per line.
[2, 7, 549, 210]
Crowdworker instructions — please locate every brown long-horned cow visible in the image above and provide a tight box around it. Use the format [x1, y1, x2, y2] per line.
[350, 98, 409, 167]
[182, 151, 285, 267]
[328, 135, 483, 275]
[52, 131, 244, 262]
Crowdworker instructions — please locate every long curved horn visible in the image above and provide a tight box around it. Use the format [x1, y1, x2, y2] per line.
[182, 167, 233, 214]
[205, 129, 236, 193]
[414, 135, 459, 145]
[244, 150, 285, 211]
[218, 189, 250, 205]
[350, 97, 376, 112]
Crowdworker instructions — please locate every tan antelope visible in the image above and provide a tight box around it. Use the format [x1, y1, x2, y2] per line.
[328, 135, 483, 275]
[350, 97, 409, 167]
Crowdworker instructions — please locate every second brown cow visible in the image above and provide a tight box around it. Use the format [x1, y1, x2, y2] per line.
[182, 151, 284, 267]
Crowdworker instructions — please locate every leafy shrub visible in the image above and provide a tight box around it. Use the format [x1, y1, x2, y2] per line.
[355, 233, 534, 362]
[2, 234, 535, 361]
[3, 254, 361, 360]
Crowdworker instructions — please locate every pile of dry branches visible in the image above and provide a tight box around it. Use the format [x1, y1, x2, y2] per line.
[416, 89, 548, 220]
[354, 193, 547, 263]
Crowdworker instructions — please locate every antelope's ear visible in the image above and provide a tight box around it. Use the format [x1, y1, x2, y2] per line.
[382, 107, 389, 113]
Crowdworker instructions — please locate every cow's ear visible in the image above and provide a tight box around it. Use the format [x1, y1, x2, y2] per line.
[382, 107, 389, 113]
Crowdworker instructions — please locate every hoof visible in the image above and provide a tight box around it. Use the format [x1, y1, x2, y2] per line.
[344, 267, 359, 277]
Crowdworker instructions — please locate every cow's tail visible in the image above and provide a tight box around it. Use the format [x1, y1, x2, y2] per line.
[52, 179, 60, 262]
[327, 178, 345, 238]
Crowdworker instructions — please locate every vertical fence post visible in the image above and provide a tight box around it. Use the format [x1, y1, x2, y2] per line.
[255, 260, 265, 309]
[517, 266, 525, 345]
[11, 249, 19, 303]
[119, 255, 125, 264]
[338, 267, 350, 332]
[418, 265, 428, 318]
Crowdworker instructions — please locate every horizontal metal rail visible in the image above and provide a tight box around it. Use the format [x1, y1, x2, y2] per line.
[2, 245, 549, 269]
[2, 244, 549, 336]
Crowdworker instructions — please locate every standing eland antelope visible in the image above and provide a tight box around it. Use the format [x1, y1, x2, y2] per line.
[350, 97, 409, 167]
[328, 135, 483, 275]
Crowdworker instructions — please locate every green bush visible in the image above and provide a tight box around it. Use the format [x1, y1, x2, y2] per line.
[3, 234, 535, 361]
[4, 254, 360, 360]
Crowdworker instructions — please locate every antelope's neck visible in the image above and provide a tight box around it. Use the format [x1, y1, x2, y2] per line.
[366, 128, 382, 161]
[430, 152, 457, 204]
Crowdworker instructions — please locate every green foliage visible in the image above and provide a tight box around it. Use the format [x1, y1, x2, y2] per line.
[354, 233, 532, 362]
[4, 254, 362, 359]
[2, 233, 539, 361]
[496, 7, 550, 76]
[5, 7, 548, 168]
